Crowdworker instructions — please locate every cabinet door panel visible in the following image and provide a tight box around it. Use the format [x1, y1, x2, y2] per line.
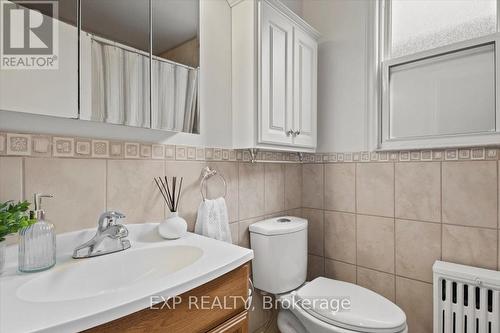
[259, 1, 293, 145]
[208, 311, 248, 333]
[293, 27, 317, 148]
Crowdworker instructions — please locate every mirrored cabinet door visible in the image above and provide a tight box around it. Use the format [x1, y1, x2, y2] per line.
[79, 0, 151, 128]
[0, 0, 78, 118]
[151, 0, 200, 133]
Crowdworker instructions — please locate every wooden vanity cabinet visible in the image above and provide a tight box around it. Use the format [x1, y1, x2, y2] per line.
[84, 263, 250, 333]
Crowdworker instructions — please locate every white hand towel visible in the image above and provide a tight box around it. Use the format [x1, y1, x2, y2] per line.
[195, 197, 232, 243]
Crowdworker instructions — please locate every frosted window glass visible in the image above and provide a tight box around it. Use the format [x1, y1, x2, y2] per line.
[388, 44, 495, 139]
[391, 0, 496, 58]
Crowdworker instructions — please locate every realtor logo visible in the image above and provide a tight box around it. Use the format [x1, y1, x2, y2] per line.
[0, 0, 59, 69]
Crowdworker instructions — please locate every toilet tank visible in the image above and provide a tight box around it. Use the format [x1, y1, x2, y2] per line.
[249, 216, 308, 294]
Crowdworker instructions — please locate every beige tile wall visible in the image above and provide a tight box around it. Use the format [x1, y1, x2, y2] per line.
[0, 156, 302, 239]
[4, 139, 499, 333]
[0, 155, 302, 332]
[303, 160, 499, 333]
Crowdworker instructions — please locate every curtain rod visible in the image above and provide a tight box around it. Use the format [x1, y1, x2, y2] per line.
[86, 32, 198, 70]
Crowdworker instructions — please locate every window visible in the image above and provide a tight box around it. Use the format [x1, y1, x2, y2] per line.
[376, 0, 500, 150]
[390, 0, 496, 58]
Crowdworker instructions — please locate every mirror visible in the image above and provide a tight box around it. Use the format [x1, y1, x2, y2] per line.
[79, 0, 151, 128]
[1, 0, 201, 134]
[151, 0, 200, 133]
[79, 0, 200, 133]
[0, 0, 78, 118]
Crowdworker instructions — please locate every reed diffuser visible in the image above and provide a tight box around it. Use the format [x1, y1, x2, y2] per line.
[155, 176, 187, 239]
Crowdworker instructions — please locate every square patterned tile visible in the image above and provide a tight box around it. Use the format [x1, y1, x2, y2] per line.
[7, 133, 31, 156]
[52, 137, 73, 157]
[196, 148, 205, 160]
[109, 142, 123, 157]
[214, 148, 222, 160]
[152, 144, 165, 159]
[140, 145, 152, 158]
[165, 145, 175, 159]
[92, 140, 109, 158]
[76, 139, 91, 156]
[175, 146, 187, 160]
[124, 143, 140, 159]
[187, 146, 196, 160]
[32, 135, 51, 156]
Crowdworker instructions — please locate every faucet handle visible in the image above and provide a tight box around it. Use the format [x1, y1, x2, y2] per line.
[98, 211, 126, 229]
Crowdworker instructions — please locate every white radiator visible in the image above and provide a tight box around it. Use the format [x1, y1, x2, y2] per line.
[433, 261, 500, 333]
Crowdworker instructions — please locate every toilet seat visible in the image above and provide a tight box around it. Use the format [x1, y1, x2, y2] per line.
[285, 277, 407, 333]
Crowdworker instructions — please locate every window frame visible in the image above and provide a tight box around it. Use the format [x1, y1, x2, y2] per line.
[372, 0, 500, 151]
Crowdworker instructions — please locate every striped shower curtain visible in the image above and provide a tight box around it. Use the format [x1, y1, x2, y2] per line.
[91, 38, 199, 133]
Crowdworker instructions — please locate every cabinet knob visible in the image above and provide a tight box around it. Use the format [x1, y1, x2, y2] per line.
[286, 130, 294, 136]
[294, 130, 301, 136]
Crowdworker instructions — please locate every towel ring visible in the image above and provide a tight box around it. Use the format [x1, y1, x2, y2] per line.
[200, 166, 227, 201]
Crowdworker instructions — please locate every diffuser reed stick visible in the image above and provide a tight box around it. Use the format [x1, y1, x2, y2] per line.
[155, 176, 184, 212]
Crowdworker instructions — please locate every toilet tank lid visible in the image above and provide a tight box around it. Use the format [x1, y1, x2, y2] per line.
[249, 216, 307, 236]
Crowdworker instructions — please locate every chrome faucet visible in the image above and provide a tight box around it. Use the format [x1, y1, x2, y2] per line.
[72, 211, 131, 259]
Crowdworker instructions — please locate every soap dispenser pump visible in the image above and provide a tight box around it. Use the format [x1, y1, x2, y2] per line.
[18, 193, 56, 272]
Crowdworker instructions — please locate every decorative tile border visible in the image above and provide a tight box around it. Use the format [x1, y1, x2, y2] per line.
[1, 131, 500, 163]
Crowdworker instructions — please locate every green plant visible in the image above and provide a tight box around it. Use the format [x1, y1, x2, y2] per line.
[0, 201, 36, 242]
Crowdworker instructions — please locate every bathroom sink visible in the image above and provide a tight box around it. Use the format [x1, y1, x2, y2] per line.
[0, 223, 253, 333]
[17, 245, 203, 302]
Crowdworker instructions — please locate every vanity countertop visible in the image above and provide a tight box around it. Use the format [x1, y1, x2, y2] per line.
[0, 223, 253, 333]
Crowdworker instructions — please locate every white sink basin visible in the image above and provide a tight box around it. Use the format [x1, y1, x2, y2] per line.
[0, 223, 253, 333]
[17, 245, 203, 302]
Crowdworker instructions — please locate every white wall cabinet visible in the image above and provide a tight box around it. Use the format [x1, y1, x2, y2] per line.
[231, 0, 319, 152]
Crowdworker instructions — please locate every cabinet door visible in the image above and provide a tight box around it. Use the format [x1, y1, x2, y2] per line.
[292, 27, 317, 148]
[259, 1, 294, 146]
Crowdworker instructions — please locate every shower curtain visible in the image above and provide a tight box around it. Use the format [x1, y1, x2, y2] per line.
[91, 39, 150, 127]
[152, 59, 199, 133]
[91, 37, 199, 133]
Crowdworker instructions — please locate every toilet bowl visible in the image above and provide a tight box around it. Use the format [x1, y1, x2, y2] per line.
[276, 278, 407, 333]
[249, 216, 408, 333]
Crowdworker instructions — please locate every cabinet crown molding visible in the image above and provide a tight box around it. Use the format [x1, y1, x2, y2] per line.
[226, 0, 245, 7]
[265, 0, 320, 39]
[228, 0, 321, 40]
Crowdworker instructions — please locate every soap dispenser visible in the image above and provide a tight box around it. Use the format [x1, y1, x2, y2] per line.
[18, 193, 56, 272]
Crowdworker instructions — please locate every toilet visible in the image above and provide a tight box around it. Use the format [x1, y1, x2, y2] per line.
[249, 216, 408, 333]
